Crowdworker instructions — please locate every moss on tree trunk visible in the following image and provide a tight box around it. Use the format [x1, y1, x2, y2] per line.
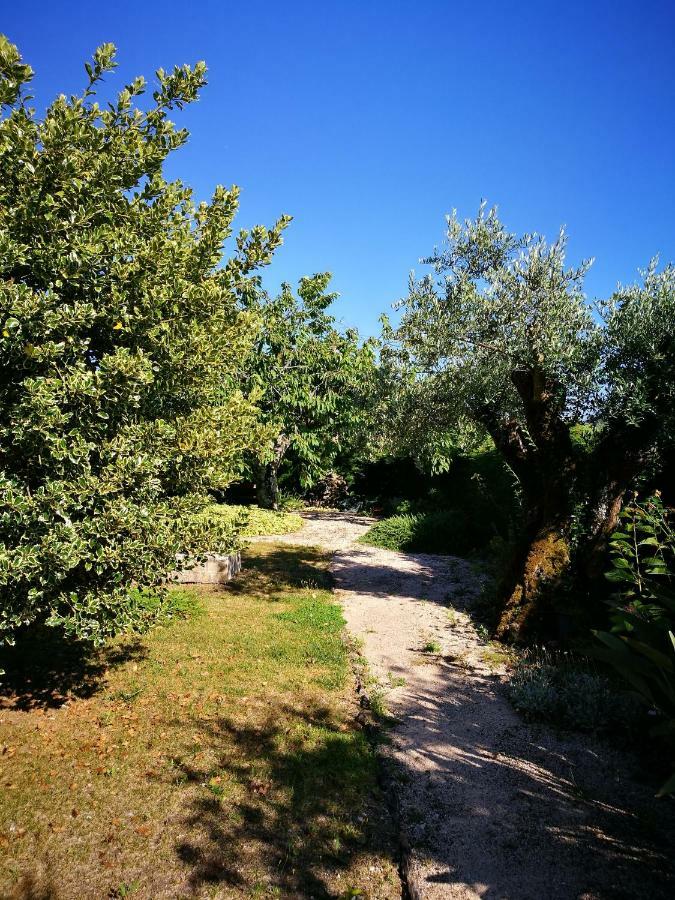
[496, 526, 571, 641]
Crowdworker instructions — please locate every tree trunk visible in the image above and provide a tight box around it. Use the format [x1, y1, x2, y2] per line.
[496, 520, 571, 641]
[493, 455, 575, 641]
[480, 369, 577, 641]
[255, 434, 290, 510]
[255, 460, 281, 509]
[479, 374, 661, 640]
[581, 481, 627, 579]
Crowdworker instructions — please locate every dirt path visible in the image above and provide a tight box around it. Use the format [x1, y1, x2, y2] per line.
[255, 511, 675, 899]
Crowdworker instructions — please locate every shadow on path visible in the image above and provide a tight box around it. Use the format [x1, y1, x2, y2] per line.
[274, 513, 675, 900]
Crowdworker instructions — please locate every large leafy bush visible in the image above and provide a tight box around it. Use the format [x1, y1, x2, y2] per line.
[0, 38, 287, 644]
[359, 508, 494, 557]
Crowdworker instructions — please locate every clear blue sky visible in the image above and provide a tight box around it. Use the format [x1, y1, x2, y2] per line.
[5, 1, 675, 336]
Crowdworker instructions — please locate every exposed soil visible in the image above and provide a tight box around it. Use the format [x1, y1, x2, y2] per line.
[260, 510, 675, 900]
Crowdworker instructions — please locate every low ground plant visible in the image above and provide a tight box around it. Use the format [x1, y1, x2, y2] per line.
[508, 647, 645, 735]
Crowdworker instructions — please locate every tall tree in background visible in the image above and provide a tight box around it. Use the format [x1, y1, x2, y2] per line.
[0, 38, 289, 644]
[242, 274, 376, 509]
[387, 204, 675, 639]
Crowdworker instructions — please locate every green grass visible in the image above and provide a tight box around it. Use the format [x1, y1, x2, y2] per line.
[0, 543, 398, 899]
[359, 508, 497, 557]
[197, 502, 303, 537]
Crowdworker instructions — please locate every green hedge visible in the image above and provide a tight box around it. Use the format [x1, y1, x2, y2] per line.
[197, 504, 303, 537]
[359, 509, 498, 556]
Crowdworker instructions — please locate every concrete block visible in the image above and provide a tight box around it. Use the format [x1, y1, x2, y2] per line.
[172, 551, 241, 584]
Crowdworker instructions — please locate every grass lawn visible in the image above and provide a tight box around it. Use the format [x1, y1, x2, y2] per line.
[0, 544, 399, 899]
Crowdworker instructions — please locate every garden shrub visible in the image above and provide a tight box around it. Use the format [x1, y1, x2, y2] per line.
[357, 448, 517, 531]
[359, 508, 496, 556]
[305, 472, 350, 508]
[0, 39, 287, 645]
[508, 648, 644, 735]
[196, 504, 303, 537]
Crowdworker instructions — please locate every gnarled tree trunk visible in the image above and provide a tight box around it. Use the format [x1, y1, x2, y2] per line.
[494, 464, 574, 641]
[476, 367, 661, 641]
[480, 368, 577, 641]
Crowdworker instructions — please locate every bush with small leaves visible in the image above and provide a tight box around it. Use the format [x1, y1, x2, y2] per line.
[0, 38, 288, 645]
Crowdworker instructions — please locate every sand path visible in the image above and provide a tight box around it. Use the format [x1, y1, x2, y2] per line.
[254, 510, 674, 899]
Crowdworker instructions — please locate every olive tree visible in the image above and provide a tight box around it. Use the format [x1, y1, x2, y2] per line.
[242, 274, 376, 509]
[387, 204, 675, 639]
[0, 38, 289, 644]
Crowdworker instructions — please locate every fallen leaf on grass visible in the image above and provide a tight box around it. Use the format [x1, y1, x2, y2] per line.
[250, 779, 271, 796]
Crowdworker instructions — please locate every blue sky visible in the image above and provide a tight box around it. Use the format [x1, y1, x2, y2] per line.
[5, 1, 675, 336]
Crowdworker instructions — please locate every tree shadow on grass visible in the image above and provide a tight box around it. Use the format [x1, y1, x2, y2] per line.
[170, 701, 396, 897]
[0, 626, 147, 711]
[230, 544, 335, 597]
[6, 871, 57, 900]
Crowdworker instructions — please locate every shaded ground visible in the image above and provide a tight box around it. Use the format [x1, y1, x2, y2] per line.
[0, 543, 399, 899]
[262, 511, 675, 900]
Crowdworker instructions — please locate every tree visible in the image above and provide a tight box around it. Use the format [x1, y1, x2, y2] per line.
[241, 274, 376, 509]
[0, 38, 289, 644]
[387, 204, 675, 639]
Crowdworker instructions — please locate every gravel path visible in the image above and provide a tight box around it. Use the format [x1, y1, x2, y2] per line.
[254, 511, 675, 900]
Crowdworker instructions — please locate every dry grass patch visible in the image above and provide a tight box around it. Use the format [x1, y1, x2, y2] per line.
[0, 544, 399, 899]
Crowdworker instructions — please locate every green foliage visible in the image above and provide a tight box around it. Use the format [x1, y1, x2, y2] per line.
[383, 203, 675, 636]
[242, 274, 376, 494]
[382, 204, 597, 460]
[508, 648, 644, 734]
[360, 445, 517, 525]
[359, 508, 497, 557]
[602, 262, 675, 435]
[0, 39, 289, 644]
[386, 204, 674, 466]
[594, 495, 675, 794]
[277, 494, 307, 512]
[196, 503, 303, 536]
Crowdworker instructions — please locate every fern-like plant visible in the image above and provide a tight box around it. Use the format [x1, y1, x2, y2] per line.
[594, 494, 675, 795]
